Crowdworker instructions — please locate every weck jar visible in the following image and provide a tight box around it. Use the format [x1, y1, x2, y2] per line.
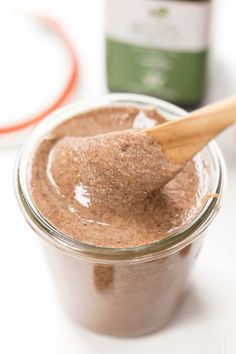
[15, 94, 226, 336]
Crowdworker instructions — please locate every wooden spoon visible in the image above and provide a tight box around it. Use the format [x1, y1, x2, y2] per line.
[145, 97, 236, 165]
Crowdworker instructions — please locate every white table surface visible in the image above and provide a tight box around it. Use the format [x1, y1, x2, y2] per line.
[0, 1, 236, 353]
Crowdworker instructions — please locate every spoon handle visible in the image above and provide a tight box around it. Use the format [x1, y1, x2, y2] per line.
[146, 97, 236, 165]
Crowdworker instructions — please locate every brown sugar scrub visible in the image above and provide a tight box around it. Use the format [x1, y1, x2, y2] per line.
[49, 130, 181, 208]
[29, 106, 209, 248]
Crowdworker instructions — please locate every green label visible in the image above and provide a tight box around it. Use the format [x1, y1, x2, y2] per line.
[106, 38, 207, 105]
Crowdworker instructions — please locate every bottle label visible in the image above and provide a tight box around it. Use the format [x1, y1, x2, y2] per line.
[105, 0, 211, 104]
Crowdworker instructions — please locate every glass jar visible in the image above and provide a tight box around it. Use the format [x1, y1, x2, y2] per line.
[15, 94, 226, 336]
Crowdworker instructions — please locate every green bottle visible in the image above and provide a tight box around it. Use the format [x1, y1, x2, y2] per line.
[105, 0, 211, 108]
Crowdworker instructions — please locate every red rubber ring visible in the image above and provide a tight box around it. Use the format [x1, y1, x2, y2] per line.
[0, 15, 78, 134]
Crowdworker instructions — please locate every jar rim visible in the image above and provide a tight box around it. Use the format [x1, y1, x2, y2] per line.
[15, 93, 226, 263]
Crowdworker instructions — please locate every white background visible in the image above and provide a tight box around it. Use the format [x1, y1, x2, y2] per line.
[0, 1, 236, 353]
